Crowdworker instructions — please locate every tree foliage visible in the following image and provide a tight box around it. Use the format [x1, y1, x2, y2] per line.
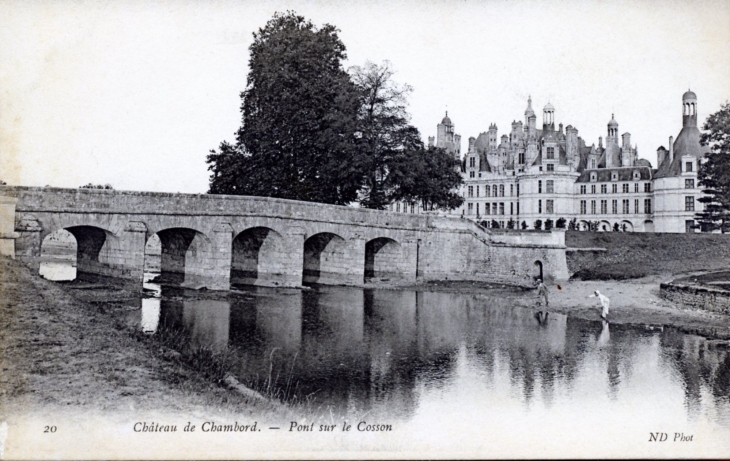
[207, 13, 462, 210]
[80, 183, 113, 189]
[386, 145, 463, 211]
[207, 12, 361, 204]
[350, 61, 417, 209]
[696, 102, 730, 233]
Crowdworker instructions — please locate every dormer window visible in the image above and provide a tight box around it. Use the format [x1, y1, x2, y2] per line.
[590, 159, 596, 169]
[546, 147, 555, 160]
[590, 172, 597, 182]
[611, 172, 618, 181]
[633, 170, 640, 180]
[685, 161, 693, 172]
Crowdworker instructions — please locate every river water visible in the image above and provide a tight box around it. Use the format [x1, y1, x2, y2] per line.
[38, 261, 730, 453]
[121, 274, 730, 430]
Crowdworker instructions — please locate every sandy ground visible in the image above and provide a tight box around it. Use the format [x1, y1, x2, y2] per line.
[368, 274, 730, 339]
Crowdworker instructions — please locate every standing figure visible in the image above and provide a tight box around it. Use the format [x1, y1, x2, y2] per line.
[589, 290, 610, 320]
[536, 279, 549, 307]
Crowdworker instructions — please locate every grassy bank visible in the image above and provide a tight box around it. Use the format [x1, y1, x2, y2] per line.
[566, 231, 730, 280]
[0, 256, 285, 419]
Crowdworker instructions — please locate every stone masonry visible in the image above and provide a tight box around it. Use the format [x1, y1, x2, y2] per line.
[0, 186, 569, 290]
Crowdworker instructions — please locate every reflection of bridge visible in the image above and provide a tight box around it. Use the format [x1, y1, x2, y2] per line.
[0, 187, 568, 289]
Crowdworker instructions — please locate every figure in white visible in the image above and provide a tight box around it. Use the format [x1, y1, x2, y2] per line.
[589, 290, 610, 320]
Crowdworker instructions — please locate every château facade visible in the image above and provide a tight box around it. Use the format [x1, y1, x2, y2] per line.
[391, 91, 708, 233]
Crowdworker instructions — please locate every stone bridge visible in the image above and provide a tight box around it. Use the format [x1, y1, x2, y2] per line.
[0, 187, 569, 290]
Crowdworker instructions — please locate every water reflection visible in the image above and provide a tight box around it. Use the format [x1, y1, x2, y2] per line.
[141, 299, 160, 334]
[132, 283, 730, 427]
[39, 261, 76, 281]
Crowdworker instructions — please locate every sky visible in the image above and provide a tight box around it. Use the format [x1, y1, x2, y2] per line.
[1, 0, 729, 193]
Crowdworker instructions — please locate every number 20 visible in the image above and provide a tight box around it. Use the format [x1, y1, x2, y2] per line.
[44, 426, 56, 433]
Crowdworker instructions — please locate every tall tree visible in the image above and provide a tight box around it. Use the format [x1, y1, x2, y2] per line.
[388, 145, 464, 211]
[208, 14, 463, 211]
[350, 61, 421, 209]
[207, 12, 362, 205]
[696, 102, 730, 233]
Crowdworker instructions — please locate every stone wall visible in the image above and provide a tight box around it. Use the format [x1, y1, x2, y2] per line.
[0, 186, 568, 288]
[660, 282, 730, 315]
[0, 196, 19, 258]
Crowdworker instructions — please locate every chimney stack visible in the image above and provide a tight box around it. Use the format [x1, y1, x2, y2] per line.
[657, 146, 666, 167]
[669, 136, 674, 164]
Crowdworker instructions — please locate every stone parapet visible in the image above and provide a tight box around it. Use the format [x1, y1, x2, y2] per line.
[660, 282, 730, 315]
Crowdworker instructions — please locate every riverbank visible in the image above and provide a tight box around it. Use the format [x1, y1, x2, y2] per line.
[0, 256, 288, 421]
[368, 275, 730, 340]
[565, 231, 730, 280]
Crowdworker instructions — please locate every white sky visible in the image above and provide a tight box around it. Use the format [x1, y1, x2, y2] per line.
[1, 0, 729, 193]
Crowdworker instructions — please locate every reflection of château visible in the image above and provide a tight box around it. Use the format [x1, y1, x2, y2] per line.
[392, 92, 708, 233]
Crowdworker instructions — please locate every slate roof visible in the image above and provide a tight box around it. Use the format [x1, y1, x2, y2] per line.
[654, 125, 709, 178]
[576, 166, 653, 183]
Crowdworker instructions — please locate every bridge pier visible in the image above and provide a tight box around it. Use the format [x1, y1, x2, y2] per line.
[0, 196, 20, 258]
[231, 226, 303, 288]
[14, 216, 43, 271]
[163, 224, 232, 291]
[72, 223, 149, 282]
[303, 233, 365, 286]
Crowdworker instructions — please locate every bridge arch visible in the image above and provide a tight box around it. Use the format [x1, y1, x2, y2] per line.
[303, 232, 348, 285]
[231, 226, 286, 287]
[39, 229, 77, 281]
[151, 227, 212, 286]
[39, 225, 117, 281]
[364, 237, 401, 281]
